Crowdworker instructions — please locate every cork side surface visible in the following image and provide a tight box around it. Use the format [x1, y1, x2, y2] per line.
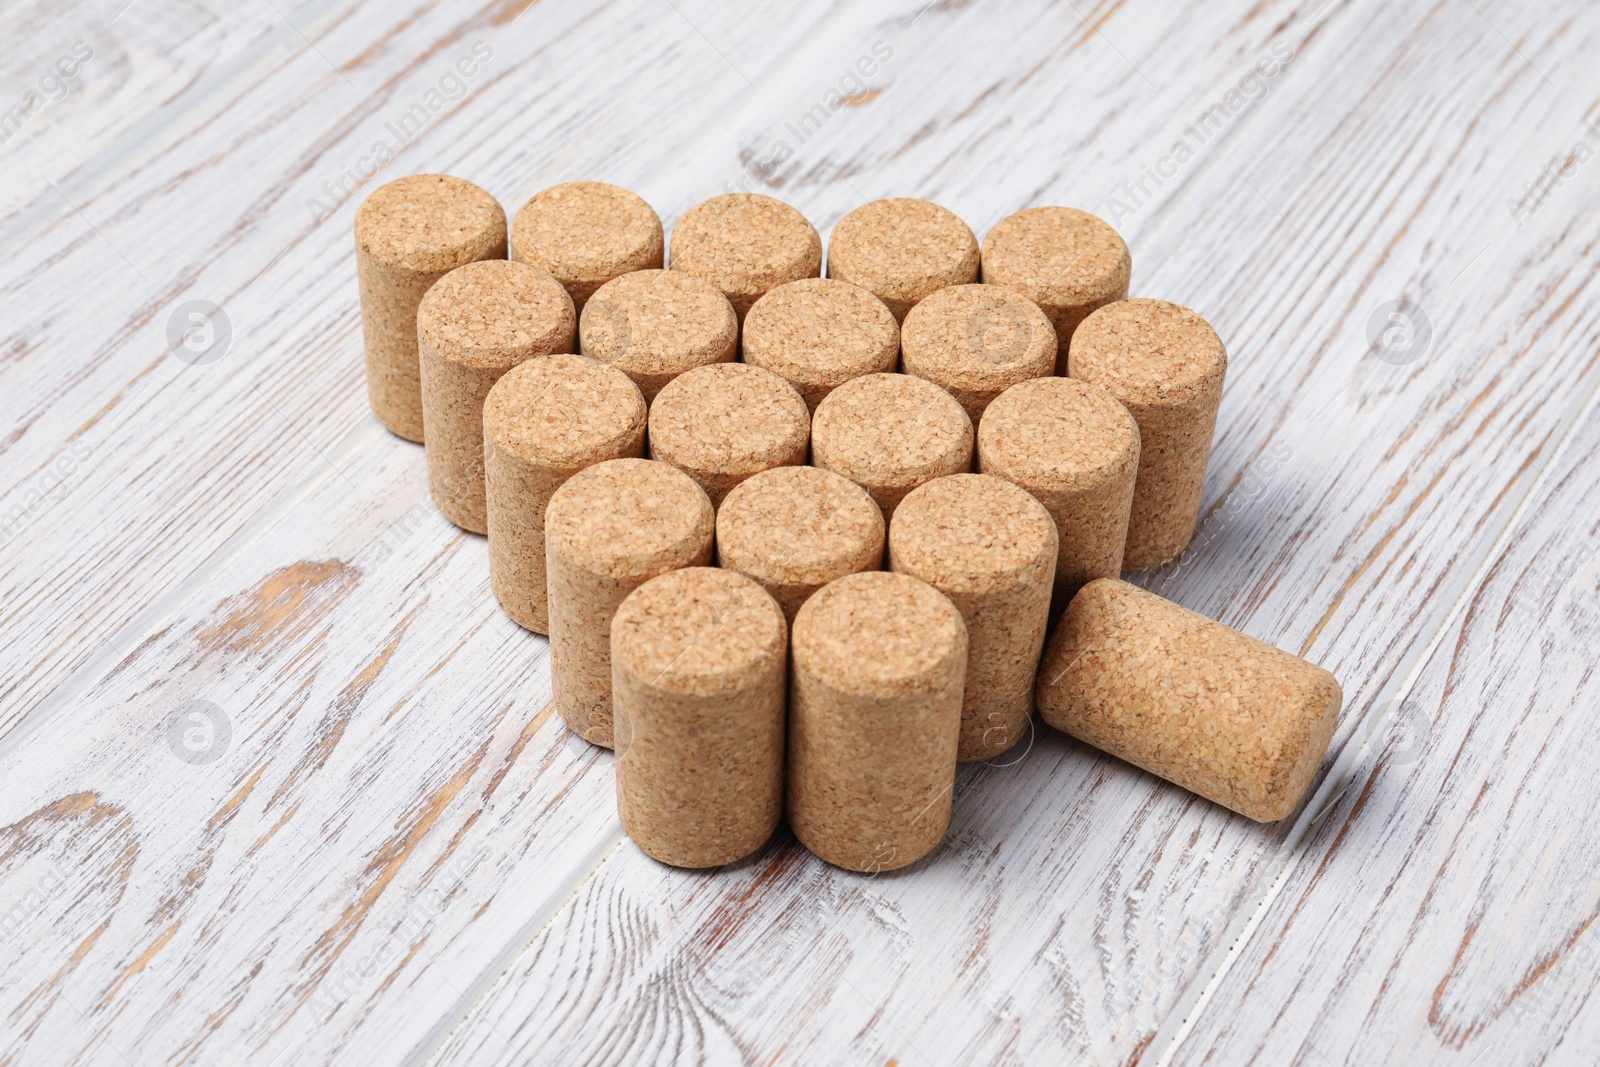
[741, 277, 901, 410]
[579, 268, 737, 400]
[979, 206, 1130, 361]
[510, 181, 664, 309]
[825, 198, 980, 321]
[668, 193, 823, 319]
[900, 283, 1056, 421]
[647, 362, 809, 505]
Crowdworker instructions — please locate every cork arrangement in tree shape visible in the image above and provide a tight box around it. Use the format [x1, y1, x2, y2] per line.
[668, 193, 822, 321]
[900, 283, 1057, 422]
[647, 362, 810, 506]
[826, 198, 980, 322]
[578, 269, 737, 401]
[741, 278, 900, 411]
[510, 181, 663, 313]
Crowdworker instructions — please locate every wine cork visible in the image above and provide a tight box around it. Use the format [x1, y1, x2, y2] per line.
[544, 459, 715, 746]
[810, 372, 974, 520]
[647, 363, 809, 506]
[668, 193, 822, 321]
[612, 567, 787, 868]
[980, 206, 1130, 366]
[788, 571, 966, 872]
[355, 174, 507, 441]
[578, 268, 737, 400]
[889, 474, 1056, 762]
[825, 197, 980, 321]
[741, 278, 900, 411]
[483, 355, 647, 633]
[715, 465, 885, 623]
[977, 377, 1140, 605]
[1068, 299, 1226, 570]
[900, 283, 1056, 421]
[510, 181, 663, 313]
[1036, 578, 1342, 822]
[418, 261, 576, 533]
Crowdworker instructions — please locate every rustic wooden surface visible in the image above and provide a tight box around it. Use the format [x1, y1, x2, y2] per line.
[2, 0, 1597, 1064]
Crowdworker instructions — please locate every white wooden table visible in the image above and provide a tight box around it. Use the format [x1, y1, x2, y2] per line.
[3, 1, 1598, 1063]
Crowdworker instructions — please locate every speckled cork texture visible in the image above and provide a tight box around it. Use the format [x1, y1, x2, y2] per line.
[889, 474, 1056, 762]
[612, 567, 787, 868]
[647, 362, 809, 506]
[977, 377, 1140, 606]
[418, 260, 576, 534]
[483, 355, 647, 633]
[810, 372, 974, 520]
[544, 459, 715, 746]
[900, 284, 1056, 421]
[510, 181, 663, 313]
[1068, 299, 1227, 571]
[741, 278, 900, 411]
[1036, 579, 1342, 823]
[716, 465, 885, 623]
[355, 174, 507, 442]
[980, 206, 1130, 366]
[578, 269, 737, 400]
[826, 198, 980, 322]
[668, 193, 822, 321]
[788, 571, 966, 872]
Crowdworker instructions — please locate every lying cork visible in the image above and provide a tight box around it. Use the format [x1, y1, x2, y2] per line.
[418, 260, 576, 533]
[900, 283, 1056, 421]
[355, 174, 507, 441]
[1036, 578, 1342, 822]
[510, 181, 663, 313]
[889, 474, 1056, 762]
[544, 459, 715, 746]
[980, 206, 1130, 365]
[788, 571, 966, 872]
[716, 465, 885, 623]
[483, 355, 647, 633]
[613, 567, 787, 868]
[826, 198, 980, 321]
[578, 268, 737, 400]
[1068, 299, 1226, 570]
[811, 372, 974, 519]
[741, 278, 900, 411]
[647, 362, 809, 506]
[668, 193, 822, 321]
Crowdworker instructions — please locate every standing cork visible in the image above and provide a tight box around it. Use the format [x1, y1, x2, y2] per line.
[889, 474, 1056, 762]
[1068, 299, 1226, 570]
[668, 193, 822, 321]
[612, 567, 787, 868]
[788, 571, 966, 872]
[418, 260, 576, 533]
[716, 465, 885, 623]
[356, 174, 507, 441]
[1036, 578, 1342, 822]
[741, 278, 900, 411]
[900, 283, 1056, 421]
[544, 459, 715, 746]
[483, 355, 647, 633]
[579, 268, 738, 400]
[510, 181, 663, 313]
[826, 197, 980, 322]
[647, 362, 809, 506]
[810, 372, 974, 520]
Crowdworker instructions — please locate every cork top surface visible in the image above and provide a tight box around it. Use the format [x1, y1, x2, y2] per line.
[792, 571, 966, 699]
[979, 206, 1130, 307]
[355, 174, 506, 273]
[579, 269, 737, 378]
[900, 283, 1057, 390]
[811, 373, 973, 487]
[668, 194, 823, 306]
[742, 278, 900, 400]
[716, 465, 884, 585]
[417, 260, 576, 370]
[889, 474, 1057, 595]
[510, 181, 664, 289]
[1068, 298, 1228, 407]
[978, 377, 1140, 491]
[544, 458, 714, 581]
[648, 363, 810, 476]
[611, 567, 786, 698]
[483, 354, 646, 469]
[826, 198, 979, 306]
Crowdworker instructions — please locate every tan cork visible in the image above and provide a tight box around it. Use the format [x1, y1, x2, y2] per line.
[612, 567, 787, 868]
[979, 206, 1130, 366]
[741, 277, 901, 411]
[810, 372, 974, 521]
[825, 197, 980, 322]
[646, 362, 809, 506]
[483, 355, 647, 633]
[788, 571, 967, 872]
[510, 181, 663, 313]
[1035, 578, 1342, 822]
[715, 465, 885, 624]
[355, 174, 507, 442]
[417, 260, 576, 533]
[544, 459, 715, 746]
[668, 193, 822, 321]
[578, 268, 737, 401]
[900, 283, 1057, 422]
[889, 474, 1056, 762]
[1068, 299, 1226, 570]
